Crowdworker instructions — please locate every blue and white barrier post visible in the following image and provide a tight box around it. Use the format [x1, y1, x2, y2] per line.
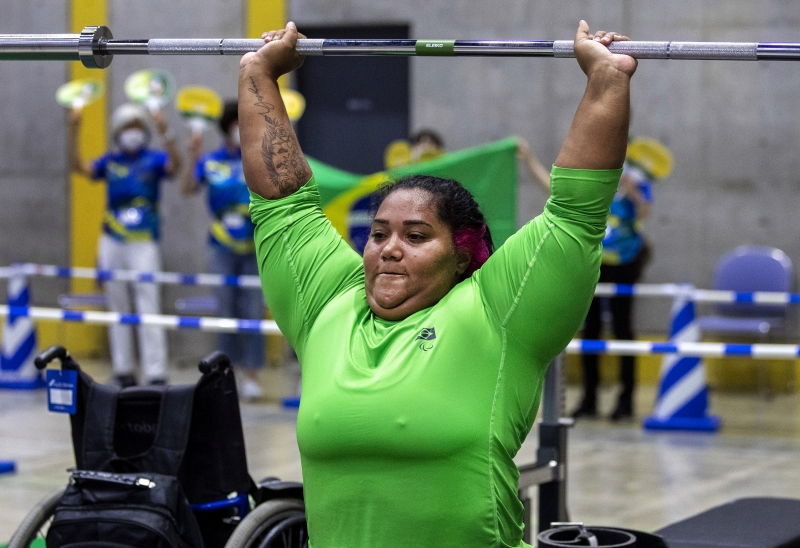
[0, 266, 44, 389]
[644, 286, 721, 432]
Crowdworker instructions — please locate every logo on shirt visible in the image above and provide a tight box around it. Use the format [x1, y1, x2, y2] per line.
[107, 162, 130, 178]
[415, 328, 436, 351]
[206, 160, 233, 183]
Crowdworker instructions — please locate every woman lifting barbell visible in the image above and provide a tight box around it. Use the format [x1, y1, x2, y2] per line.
[239, 20, 636, 548]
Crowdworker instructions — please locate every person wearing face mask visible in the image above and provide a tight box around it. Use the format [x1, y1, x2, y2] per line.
[69, 103, 182, 387]
[181, 100, 265, 399]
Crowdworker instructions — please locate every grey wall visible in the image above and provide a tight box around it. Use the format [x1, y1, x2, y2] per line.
[0, 0, 71, 306]
[2, 0, 800, 361]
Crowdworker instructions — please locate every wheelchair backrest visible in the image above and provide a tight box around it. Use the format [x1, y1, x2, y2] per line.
[113, 387, 164, 459]
[68, 364, 253, 505]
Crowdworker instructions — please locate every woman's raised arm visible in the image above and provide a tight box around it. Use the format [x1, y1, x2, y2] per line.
[476, 21, 635, 365]
[555, 21, 637, 170]
[238, 22, 312, 199]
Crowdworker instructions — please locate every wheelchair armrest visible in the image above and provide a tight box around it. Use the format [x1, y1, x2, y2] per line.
[199, 351, 232, 375]
[257, 478, 304, 503]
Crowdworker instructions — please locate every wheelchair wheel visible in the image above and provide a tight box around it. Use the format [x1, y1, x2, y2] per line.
[224, 498, 307, 548]
[7, 489, 64, 548]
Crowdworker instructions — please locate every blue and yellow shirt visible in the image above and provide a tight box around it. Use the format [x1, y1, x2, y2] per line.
[91, 149, 169, 242]
[602, 164, 653, 265]
[195, 146, 255, 254]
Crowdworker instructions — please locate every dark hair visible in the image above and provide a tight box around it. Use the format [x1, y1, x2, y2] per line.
[219, 100, 238, 136]
[372, 175, 494, 280]
[409, 129, 444, 149]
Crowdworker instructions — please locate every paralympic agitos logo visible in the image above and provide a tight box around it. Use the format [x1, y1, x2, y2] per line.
[415, 328, 436, 351]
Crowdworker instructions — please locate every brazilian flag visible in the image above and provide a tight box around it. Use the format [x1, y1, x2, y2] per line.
[310, 137, 519, 254]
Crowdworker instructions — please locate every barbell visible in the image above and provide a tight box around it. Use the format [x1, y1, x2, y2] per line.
[1, 25, 799, 69]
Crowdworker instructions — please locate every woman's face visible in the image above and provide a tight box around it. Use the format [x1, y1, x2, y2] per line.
[363, 188, 470, 321]
[116, 120, 150, 153]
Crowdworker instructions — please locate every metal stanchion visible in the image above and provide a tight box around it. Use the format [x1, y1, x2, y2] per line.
[519, 352, 572, 544]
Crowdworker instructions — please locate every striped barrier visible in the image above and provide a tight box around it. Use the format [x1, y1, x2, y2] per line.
[2, 266, 786, 435]
[0, 305, 280, 334]
[0, 270, 43, 389]
[594, 283, 800, 304]
[4, 263, 800, 303]
[0, 263, 262, 288]
[2, 304, 800, 356]
[565, 340, 800, 359]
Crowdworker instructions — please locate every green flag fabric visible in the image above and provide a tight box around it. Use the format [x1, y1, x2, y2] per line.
[309, 137, 518, 254]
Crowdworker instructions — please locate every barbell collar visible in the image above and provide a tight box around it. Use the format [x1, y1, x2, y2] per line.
[79, 25, 113, 69]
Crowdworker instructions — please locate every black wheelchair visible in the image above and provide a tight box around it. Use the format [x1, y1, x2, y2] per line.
[7, 346, 307, 548]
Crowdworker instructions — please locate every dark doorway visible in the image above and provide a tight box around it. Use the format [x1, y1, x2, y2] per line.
[295, 24, 410, 175]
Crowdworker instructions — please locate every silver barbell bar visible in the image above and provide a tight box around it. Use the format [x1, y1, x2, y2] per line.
[1, 26, 800, 69]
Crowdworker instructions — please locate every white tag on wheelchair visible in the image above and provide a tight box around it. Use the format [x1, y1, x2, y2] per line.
[46, 369, 78, 414]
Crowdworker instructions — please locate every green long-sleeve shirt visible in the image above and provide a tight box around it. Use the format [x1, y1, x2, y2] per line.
[250, 166, 620, 548]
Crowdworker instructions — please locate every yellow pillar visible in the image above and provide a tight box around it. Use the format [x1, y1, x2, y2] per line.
[59, 0, 109, 357]
[245, 0, 287, 365]
[246, 0, 288, 88]
[246, 0, 285, 39]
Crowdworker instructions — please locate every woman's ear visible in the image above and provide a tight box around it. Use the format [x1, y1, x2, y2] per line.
[455, 248, 471, 276]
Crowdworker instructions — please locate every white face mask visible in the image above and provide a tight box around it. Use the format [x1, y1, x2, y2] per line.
[229, 126, 240, 147]
[118, 128, 148, 152]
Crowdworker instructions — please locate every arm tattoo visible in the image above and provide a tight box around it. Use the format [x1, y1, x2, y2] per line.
[247, 78, 274, 113]
[248, 76, 310, 197]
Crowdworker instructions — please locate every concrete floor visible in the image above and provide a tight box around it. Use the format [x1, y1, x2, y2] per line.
[2, 361, 800, 543]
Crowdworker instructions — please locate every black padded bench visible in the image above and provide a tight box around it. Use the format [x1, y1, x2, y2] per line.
[655, 497, 800, 548]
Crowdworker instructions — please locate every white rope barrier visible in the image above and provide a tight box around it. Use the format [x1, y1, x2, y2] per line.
[2, 305, 799, 358]
[0, 263, 262, 288]
[566, 339, 800, 359]
[0, 305, 281, 334]
[594, 283, 800, 304]
[3, 264, 800, 304]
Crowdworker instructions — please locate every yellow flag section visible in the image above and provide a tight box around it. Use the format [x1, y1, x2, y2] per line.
[314, 137, 519, 254]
